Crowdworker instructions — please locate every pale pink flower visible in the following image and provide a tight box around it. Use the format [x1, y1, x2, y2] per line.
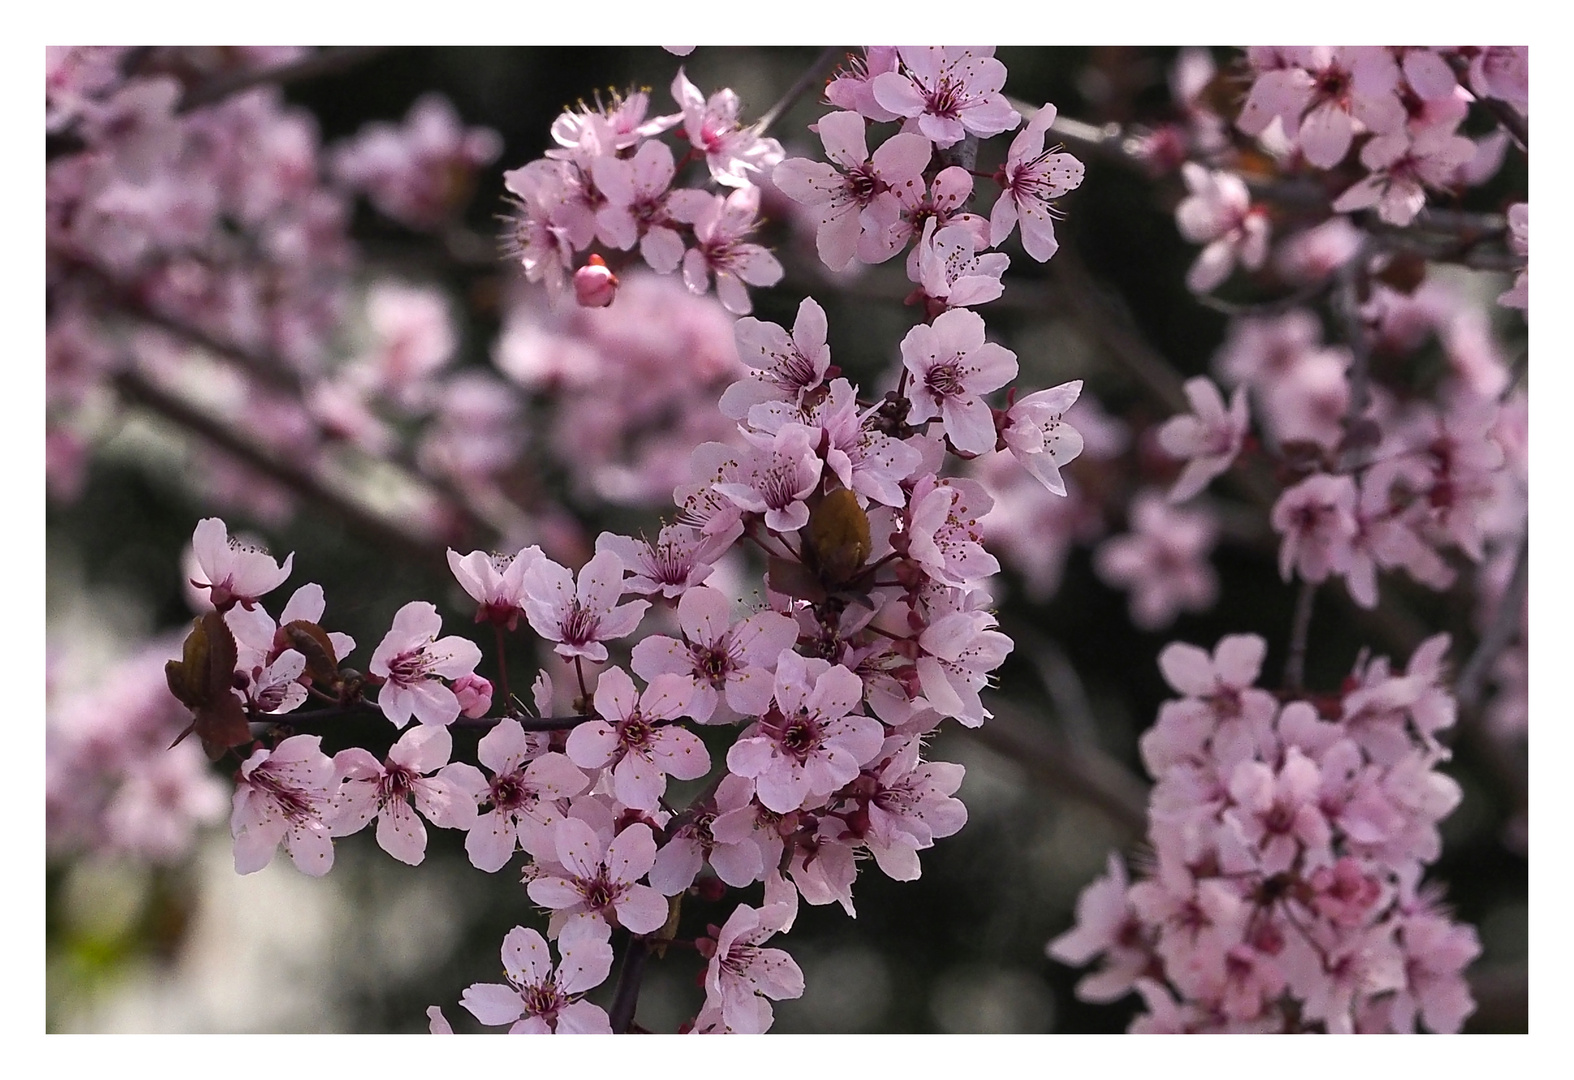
[1157, 376, 1249, 502]
[1465, 47, 1528, 114]
[460, 923, 614, 1034]
[904, 473, 1000, 588]
[631, 584, 798, 725]
[721, 296, 832, 420]
[590, 139, 687, 273]
[452, 673, 493, 718]
[527, 819, 670, 936]
[447, 545, 545, 629]
[1271, 473, 1359, 583]
[189, 517, 293, 612]
[871, 164, 989, 269]
[1094, 491, 1220, 631]
[676, 185, 784, 315]
[871, 47, 1020, 148]
[726, 652, 884, 814]
[648, 773, 766, 894]
[1332, 125, 1476, 226]
[457, 719, 589, 872]
[522, 551, 650, 664]
[565, 667, 708, 812]
[595, 524, 723, 599]
[900, 307, 1017, 456]
[1047, 852, 1149, 1003]
[998, 380, 1084, 495]
[231, 734, 338, 877]
[916, 607, 1012, 728]
[1175, 164, 1268, 292]
[772, 111, 932, 271]
[369, 601, 484, 728]
[989, 103, 1084, 262]
[860, 736, 968, 880]
[1237, 47, 1406, 168]
[825, 48, 903, 122]
[711, 424, 824, 535]
[671, 68, 784, 188]
[695, 901, 804, 1034]
[915, 218, 1008, 308]
[329, 724, 477, 865]
[500, 159, 577, 306]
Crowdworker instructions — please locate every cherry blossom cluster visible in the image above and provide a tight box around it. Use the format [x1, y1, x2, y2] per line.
[499, 71, 786, 313]
[1143, 47, 1526, 296]
[1050, 633, 1480, 1033]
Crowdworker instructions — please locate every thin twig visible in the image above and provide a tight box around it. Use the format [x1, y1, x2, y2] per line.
[1283, 580, 1318, 692]
[1456, 533, 1528, 712]
[607, 936, 651, 1034]
[113, 369, 464, 566]
[753, 47, 844, 137]
[1334, 238, 1376, 472]
[178, 47, 393, 112]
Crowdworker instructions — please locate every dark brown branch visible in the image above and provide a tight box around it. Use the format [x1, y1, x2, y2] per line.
[1456, 533, 1528, 712]
[1283, 580, 1318, 693]
[607, 936, 651, 1034]
[178, 47, 393, 112]
[114, 369, 460, 566]
[753, 47, 844, 137]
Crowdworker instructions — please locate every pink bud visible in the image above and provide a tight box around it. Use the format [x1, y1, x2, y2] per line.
[573, 254, 618, 308]
[453, 673, 493, 718]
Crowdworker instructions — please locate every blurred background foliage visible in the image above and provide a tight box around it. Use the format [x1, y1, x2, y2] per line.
[45, 46, 1527, 1033]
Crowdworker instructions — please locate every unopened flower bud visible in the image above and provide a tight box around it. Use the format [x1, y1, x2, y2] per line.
[453, 672, 493, 718]
[573, 254, 618, 308]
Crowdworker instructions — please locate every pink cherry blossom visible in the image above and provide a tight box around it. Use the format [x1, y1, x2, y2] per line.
[857, 736, 967, 880]
[904, 473, 1000, 588]
[189, 517, 293, 612]
[328, 724, 477, 865]
[565, 666, 709, 812]
[590, 139, 687, 273]
[671, 68, 784, 189]
[1331, 125, 1476, 226]
[725, 652, 884, 814]
[1094, 491, 1220, 631]
[871, 47, 1020, 149]
[1498, 202, 1527, 310]
[1156, 376, 1249, 502]
[675, 185, 784, 315]
[369, 601, 484, 728]
[915, 218, 1008, 309]
[998, 380, 1084, 495]
[1175, 164, 1268, 293]
[900, 307, 1017, 456]
[916, 605, 1012, 727]
[231, 734, 337, 877]
[526, 818, 670, 937]
[1272, 473, 1360, 584]
[989, 103, 1084, 262]
[459, 922, 614, 1034]
[457, 718, 589, 872]
[630, 584, 799, 725]
[447, 545, 545, 629]
[594, 524, 723, 599]
[721, 296, 832, 421]
[1237, 47, 1406, 169]
[825, 48, 903, 123]
[522, 550, 650, 664]
[772, 111, 932, 271]
[694, 900, 804, 1034]
[711, 424, 824, 535]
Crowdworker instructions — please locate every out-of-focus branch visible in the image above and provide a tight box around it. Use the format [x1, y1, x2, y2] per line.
[177, 47, 393, 113]
[754, 47, 843, 137]
[1457, 533, 1528, 713]
[967, 697, 1150, 837]
[113, 368, 467, 567]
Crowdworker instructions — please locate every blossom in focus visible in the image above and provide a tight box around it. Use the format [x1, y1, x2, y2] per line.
[522, 551, 650, 664]
[231, 734, 337, 876]
[900, 307, 1017, 456]
[989, 103, 1083, 262]
[671, 68, 784, 189]
[871, 47, 1020, 148]
[572, 254, 619, 308]
[369, 601, 485, 727]
[460, 923, 614, 1034]
[189, 517, 293, 612]
[998, 379, 1083, 495]
[675, 185, 784, 315]
[329, 724, 478, 865]
[694, 900, 804, 1033]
